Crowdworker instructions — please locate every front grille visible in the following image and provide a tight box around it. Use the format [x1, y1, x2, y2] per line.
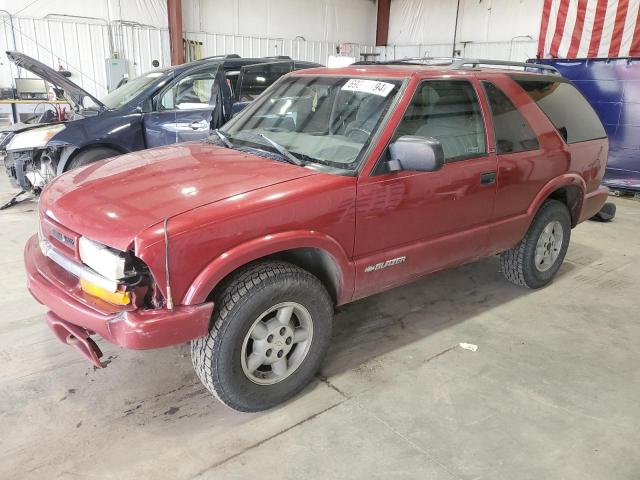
[50, 228, 76, 248]
[40, 215, 80, 261]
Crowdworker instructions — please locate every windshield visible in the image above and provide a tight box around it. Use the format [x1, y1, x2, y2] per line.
[221, 76, 402, 171]
[99, 70, 170, 109]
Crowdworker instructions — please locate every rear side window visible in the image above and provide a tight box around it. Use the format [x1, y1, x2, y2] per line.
[237, 62, 293, 102]
[394, 80, 486, 161]
[482, 81, 539, 154]
[514, 78, 606, 143]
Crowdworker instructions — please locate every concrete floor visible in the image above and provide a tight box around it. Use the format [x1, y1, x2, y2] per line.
[1, 174, 639, 480]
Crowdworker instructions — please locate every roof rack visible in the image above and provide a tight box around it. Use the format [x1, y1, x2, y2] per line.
[454, 58, 560, 74]
[354, 56, 560, 74]
[198, 54, 242, 61]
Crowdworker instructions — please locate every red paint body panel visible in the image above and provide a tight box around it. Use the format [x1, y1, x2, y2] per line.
[24, 65, 610, 362]
[39, 143, 318, 251]
[136, 173, 358, 306]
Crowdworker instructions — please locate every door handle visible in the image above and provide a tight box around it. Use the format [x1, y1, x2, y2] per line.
[480, 171, 496, 185]
[190, 120, 208, 130]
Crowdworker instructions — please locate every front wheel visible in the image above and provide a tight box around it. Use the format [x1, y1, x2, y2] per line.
[191, 261, 333, 412]
[67, 147, 120, 170]
[501, 199, 571, 289]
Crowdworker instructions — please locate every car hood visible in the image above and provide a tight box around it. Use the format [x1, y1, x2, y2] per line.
[6, 51, 105, 110]
[39, 142, 319, 250]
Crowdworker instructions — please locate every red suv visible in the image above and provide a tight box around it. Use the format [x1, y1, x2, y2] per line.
[25, 59, 609, 411]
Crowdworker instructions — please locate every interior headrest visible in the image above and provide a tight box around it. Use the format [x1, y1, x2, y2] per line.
[356, 95, 385, 121]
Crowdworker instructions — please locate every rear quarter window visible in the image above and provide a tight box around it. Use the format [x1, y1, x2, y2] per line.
[514, 77, 606, 144]
[237, 63, 293, 102]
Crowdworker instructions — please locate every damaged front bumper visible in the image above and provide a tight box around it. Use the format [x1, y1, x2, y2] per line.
[4, 147, 60, 190]
[24, 235, 213, 367]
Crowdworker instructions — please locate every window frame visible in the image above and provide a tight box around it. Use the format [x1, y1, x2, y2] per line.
[235, 61, 295, 103]
[372, 78, 489, 175]
[480, 80, 541, 155]
[154, 63, 221, 113]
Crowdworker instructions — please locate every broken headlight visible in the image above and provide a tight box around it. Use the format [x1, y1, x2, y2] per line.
[78, 236, 128, 282]
[6, 124, 65, 151]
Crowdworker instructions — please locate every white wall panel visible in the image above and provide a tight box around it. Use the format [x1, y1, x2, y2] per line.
[182, 0, 377, 45]
[388, 0, 544, 44]
[386, 0, 544, 61]
[0, 14, 169, 97]
[375, 39, 538, 62]
[183, 31, 377, 65]
[0, 0, 168, 28]
[0, 0, 541, 101]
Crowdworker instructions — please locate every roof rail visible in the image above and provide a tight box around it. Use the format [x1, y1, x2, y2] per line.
[199, 54, 242, 61]
[455, 58, 560, 74]
[355, 56, 560, 74]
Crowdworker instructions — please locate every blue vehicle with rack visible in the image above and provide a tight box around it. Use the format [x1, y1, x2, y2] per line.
[1, 51, 320, 197]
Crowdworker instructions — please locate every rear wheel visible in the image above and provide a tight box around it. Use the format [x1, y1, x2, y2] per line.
[191, 261, 333, 412]
[67, 147, 120, 170]
[501, 199, 571, 289]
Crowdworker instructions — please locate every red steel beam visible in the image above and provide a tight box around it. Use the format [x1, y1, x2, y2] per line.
[167, 0, 184, 65]
[376, 0, 391, 46]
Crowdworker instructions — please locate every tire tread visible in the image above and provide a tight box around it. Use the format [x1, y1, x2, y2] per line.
[500, 199, 569, 289]
[191, 261, 329, 411]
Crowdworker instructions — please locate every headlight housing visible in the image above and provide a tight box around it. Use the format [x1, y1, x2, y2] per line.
[78, 236, 127, 281]
[6, 124, 65, 152]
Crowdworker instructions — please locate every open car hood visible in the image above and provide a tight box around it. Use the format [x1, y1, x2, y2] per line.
[6, 51, 105, 110]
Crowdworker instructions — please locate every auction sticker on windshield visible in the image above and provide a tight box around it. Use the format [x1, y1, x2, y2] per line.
[342, 79, 394, 97]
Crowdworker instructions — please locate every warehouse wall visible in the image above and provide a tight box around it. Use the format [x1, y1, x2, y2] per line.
[0, 0, 377, 98]
[0, 0, 547, 100]
[180, 0, 378, 65]
[182, 0, 377, 45]
[0, 0, 168, 27]
[384, 0, 544, 61]
[0, 16, 170, 97]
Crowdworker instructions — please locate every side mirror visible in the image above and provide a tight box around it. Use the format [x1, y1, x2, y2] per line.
[388, 135, 445, 172]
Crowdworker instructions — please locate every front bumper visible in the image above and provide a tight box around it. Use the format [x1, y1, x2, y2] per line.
[3, 150, 23, 188]
[24, 235, 213, 366]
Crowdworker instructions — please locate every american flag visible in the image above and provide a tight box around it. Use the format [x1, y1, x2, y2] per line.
[538, 0, 640, 58]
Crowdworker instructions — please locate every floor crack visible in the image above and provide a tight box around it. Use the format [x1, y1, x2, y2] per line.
[316, 374, 349, 398]
[190, 400, 346, 478]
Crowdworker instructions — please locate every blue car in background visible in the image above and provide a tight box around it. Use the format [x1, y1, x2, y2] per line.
[2, 51, 320, 192]
[533, 57, 640, 193]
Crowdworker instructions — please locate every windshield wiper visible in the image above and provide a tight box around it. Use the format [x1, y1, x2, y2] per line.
[213, 129, 233, 148]
[240, 132, 303, 166]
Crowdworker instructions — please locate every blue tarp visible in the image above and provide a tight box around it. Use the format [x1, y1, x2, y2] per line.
[532, 58, 640, 192]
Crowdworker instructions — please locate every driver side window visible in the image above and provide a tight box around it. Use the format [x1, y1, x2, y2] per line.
[159, 73, 216, 111]
[395, 80, 486, 162]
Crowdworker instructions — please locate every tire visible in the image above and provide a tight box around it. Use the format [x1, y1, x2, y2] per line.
[501, 199, 571, 289]
[191, 261, 333, 412]
[66, 147, 120, 170]
[590, 202, 616, 222]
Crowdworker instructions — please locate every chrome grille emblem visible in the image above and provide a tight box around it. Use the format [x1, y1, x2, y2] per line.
[51, 229, 76, 247]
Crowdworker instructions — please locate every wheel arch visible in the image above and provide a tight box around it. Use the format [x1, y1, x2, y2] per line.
[57, 142, 129, 174]
[528, 174, 586, 227]
[181, 231, 355, 307]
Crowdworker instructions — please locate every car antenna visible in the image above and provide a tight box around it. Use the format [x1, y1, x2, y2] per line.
[164, 217, 174, 310]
